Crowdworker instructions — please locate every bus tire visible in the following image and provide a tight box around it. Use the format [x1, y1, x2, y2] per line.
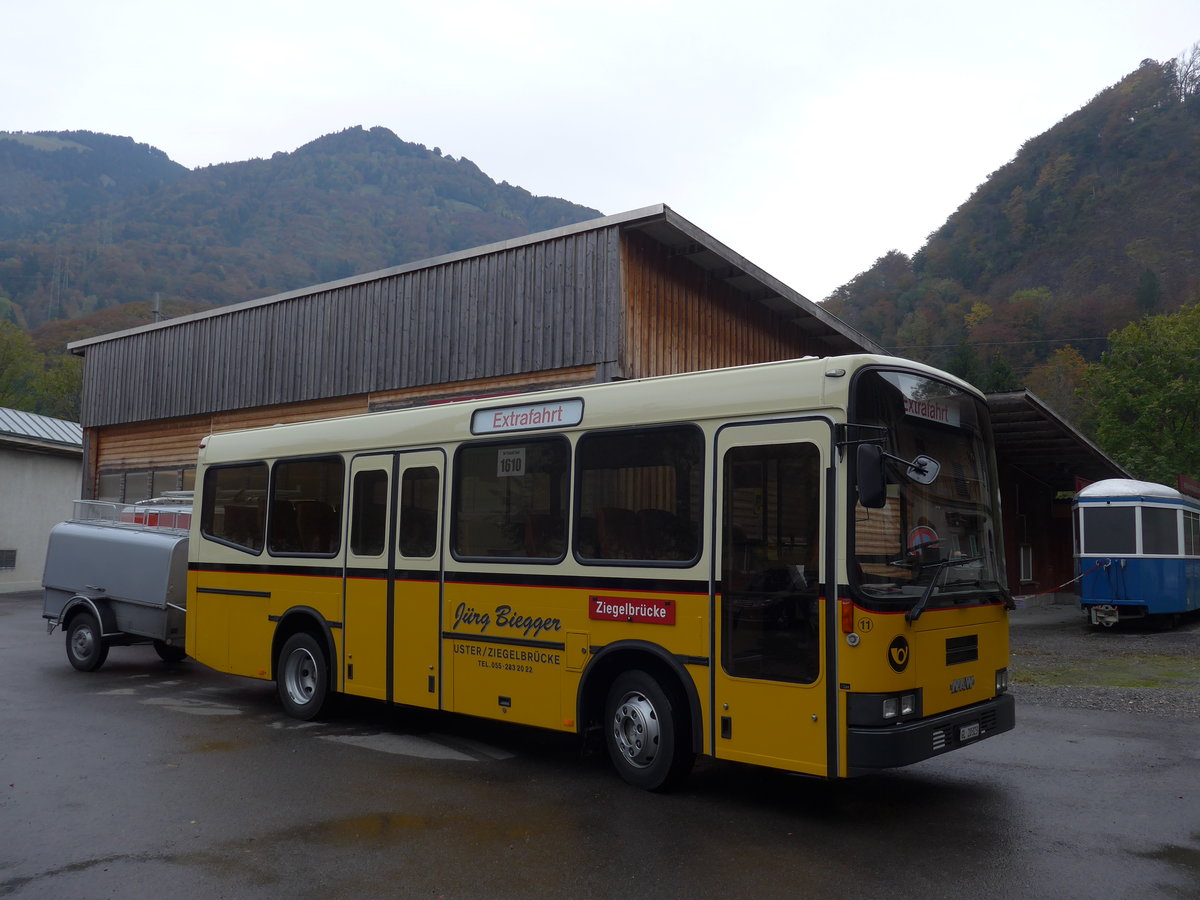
[66, 611, 108, 672]
[277, 632, 330, 720]
[604, 670, 692, 791]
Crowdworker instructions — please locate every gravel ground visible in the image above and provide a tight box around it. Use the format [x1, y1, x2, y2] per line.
[1008, 602, 1200, 719]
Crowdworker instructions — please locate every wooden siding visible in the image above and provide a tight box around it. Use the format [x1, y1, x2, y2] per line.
[88, 367, 599, 495]
[80, 228, 622, 428]
[620, 230, 823, 379]
[369, 365, 598, 411]
[91, 395, 371, 477]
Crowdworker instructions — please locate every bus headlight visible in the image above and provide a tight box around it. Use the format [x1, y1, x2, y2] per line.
[995, 668, 1009, 695]
[882, 693, 917, 719]
[848, 691, 923, 726]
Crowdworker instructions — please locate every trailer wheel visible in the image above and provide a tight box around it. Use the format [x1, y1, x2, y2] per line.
[277, 633, 330, 720]
[66, 612, 108, 672]
[154, 640, 187, 663]
[604, 670, 692, 791]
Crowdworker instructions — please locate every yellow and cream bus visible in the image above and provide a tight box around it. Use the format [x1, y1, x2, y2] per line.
[186, 354, 1014, 789]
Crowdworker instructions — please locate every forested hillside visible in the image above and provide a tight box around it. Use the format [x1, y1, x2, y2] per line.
[823, 51, 1200, 409]
[0, 126, 601, 332]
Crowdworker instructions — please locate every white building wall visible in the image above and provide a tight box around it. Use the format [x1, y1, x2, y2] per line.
[0, 448, 81, 592]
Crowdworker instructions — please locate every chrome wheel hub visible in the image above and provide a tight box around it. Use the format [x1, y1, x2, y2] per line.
[611, 690, 661, 768]
[283, 647, 318, 706]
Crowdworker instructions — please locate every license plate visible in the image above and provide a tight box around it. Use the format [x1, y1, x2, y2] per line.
[959, 722, 981, 741]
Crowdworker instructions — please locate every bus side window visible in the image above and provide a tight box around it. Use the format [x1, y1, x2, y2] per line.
[268, 456, 344, 556]
[722, 442, 821, 684]
[453, 439, 569, 560]
[201, 462, 268, 553]
[350, 470, 388, 557]
[575, 425, 703, 564]
[400, 466, 440, 558]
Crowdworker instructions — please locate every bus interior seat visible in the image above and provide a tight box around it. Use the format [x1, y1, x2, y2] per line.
[637, 508, 693, 560]
[597, 507, 638, 558]
[295, 500, 339, 553]
[270, 500, 300, 551]
[524, 514, 564, 558]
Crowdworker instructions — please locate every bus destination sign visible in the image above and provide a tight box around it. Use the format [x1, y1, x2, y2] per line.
[589, 596, 675, 625]
[472, 398, 584, 435]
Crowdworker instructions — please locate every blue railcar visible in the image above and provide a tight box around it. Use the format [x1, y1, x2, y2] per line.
[1073, 478, 1200, 626]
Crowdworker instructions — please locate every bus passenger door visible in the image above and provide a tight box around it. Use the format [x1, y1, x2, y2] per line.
[344, 454, 394, 701]
[391, 452, 445, 709]
[714, 421, 831, 776]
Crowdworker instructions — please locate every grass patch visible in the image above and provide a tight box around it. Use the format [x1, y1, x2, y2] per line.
[1011, 651, 1200, 689]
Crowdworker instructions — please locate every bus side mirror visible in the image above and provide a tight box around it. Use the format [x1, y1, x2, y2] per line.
[857, 444, 887, 508]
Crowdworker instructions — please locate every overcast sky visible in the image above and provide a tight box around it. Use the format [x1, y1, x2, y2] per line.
[7, 1, 1200, 301]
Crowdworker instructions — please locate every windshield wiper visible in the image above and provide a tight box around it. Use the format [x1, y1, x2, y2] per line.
[906, 555, 984, 623]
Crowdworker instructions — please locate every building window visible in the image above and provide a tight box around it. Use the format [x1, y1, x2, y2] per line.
[0, 550, 15, 570]
[97, 467, 197, 503]
[1019, 544, 1033, 582]
[98, 472, 123, 502]
[153, 470, 179, 497]
[124, 471, 151, 503]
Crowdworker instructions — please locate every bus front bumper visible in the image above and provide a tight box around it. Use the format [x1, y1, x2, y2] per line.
[846, 694, 1015, 775]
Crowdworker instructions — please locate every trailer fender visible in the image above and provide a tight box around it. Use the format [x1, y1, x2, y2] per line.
[59, 595, 120, 638]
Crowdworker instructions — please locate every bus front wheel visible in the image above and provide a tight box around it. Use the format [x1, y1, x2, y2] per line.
[277, 633, 330, 720]
[604, 670, 692, 791]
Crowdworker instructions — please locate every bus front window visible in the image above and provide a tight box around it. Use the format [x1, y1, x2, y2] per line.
[850, 370, 1007, 613]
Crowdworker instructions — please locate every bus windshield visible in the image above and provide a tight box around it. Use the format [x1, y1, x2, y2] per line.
[850, 369, 1007, 612]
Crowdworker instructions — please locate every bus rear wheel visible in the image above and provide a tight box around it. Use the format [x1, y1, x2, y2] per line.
[604, 670, 692, 791]
[277, 633, 330, 720]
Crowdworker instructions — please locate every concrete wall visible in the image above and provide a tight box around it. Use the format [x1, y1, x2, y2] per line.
[0, 448, 81, 593]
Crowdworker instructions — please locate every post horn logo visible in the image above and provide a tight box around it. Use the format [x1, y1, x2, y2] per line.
[888, 636, 910, 673]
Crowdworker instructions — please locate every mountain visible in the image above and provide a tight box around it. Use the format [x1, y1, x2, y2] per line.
[822, 55, 1200, 384]
[0, 126, 602, 332]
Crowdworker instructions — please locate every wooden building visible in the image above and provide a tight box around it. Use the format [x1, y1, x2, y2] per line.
[70, 204, 879, 501]
[989, 390, 1128, 604]
[69, 203, 1126, 603]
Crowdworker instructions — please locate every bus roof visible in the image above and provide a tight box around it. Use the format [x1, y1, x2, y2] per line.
[198, 354, 979, 464]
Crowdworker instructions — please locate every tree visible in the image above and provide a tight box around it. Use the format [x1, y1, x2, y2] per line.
[980, 353, 1020, 392]
[0, 320, 82, 418]
[0, 320, 39, 407]
[1026, 345, 1088, 423]
[945, 339, 982, 388]
[1082, 305, 1200, 483]
[1171, 41, 1200, 101]
[1135, 267, 1162, 314]
[31, 355, 83, 420]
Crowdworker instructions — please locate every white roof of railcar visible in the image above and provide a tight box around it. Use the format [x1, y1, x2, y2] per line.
[1077, 478, 1184, 501]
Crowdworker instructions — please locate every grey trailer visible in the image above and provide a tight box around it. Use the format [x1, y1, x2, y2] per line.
[42, 499, 190, 671]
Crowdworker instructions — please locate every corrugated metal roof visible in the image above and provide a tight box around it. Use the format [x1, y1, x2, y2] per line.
[0, 407, 83, 448]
